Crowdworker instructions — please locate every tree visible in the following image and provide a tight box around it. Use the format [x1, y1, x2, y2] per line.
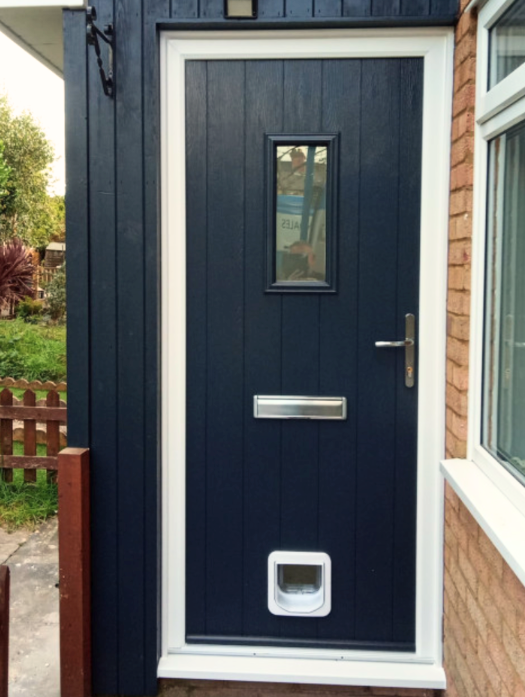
[0, 94, 61, 247]
[0, 142, 10, 200]
[44, 262, 66, 321]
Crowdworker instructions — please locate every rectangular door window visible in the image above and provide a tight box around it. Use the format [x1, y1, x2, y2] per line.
[267, 135, 338, 292]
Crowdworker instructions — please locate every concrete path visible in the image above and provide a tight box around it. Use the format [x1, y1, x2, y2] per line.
[0, 518, 59, 697]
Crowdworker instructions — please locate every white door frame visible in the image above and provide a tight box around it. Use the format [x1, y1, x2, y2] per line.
[160, 28, 453, 689]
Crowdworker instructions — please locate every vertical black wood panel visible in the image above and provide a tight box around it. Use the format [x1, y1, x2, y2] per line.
[144, 0, 169, 689]
[343, 0, 371, 16]
[201, 0, 224, 18]
[392, 58, 422, 645]
[186, 60, 208, 638]
[171, 0, 198, 16]
[431, 0, 458, 15]
[205, 60, 246, 636]
[85, 0, 118, 690]
[372, 0, 400, 15]
[314, 0, 342, 16]
[401, 0, 429, 15]
[355, 59, 400, 643]
[259, 0, 285, 17]
[280, 60, 322, 639]
[285, 0, 313, 17]
[115, 0, 146, 691]
[317, 59, 361, 642]
[243, 60, 284, 638]
[64, 10, 90, 449]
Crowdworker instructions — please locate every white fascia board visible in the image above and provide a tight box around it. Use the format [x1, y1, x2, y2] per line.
[0, 1, 84, 7]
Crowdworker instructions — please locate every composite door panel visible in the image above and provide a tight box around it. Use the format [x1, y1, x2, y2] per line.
[185, 58, 423, 651]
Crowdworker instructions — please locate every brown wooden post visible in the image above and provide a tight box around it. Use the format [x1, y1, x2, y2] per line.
[0, 565, 10, 697]
[46, 390, 60, 483]
[58, 448, 91, 697]
[0, 390, 13, 483]
[23, 390, 37, 483]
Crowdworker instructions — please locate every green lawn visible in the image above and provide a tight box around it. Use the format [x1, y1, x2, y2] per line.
[10, 387, 67, 401]
[0, 318, 66, 383]
[0, 443, 58, 530]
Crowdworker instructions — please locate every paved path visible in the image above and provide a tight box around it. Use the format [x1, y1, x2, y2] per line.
[0, 518, 59, 697]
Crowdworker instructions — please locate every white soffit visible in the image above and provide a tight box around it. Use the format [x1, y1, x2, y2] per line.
[0, 2, 85, 76]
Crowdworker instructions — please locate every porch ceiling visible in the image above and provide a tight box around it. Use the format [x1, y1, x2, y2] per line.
[0, 2, 85, 76]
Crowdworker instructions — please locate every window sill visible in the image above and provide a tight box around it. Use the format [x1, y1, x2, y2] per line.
[441, 458, 525, 588]
[158, 653, 446, 689]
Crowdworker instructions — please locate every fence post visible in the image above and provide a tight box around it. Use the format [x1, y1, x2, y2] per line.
[23, 390, 37, 483]
[0, 390, 13, 483]
[0, 565, 9, 697]
[58, 448, 91, 697]
[46, 391, 60, 483]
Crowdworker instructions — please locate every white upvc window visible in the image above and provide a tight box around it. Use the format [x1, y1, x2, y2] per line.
[443, 0, 525, 587]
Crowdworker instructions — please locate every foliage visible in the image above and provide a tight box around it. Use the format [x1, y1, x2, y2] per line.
[0, 239, 34, 308]
[0, 141, 10, 199]
[0, 94, 63, 247]
[0, 459, 57, 530]
[0, 319, 66, 382]
[44, 263, 66, 321]
[16, 296, 43, 323]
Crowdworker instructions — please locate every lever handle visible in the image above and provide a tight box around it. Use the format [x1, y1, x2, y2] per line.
[374, 314, 415, 388]
[375, 339, 414, 348]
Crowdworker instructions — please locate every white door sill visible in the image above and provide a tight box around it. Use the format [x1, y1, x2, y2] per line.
[158, 653, 446, 689]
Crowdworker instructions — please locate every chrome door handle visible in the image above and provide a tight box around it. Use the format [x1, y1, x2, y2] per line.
[375, 339, 414, 348]
[374, 313, 416, 388]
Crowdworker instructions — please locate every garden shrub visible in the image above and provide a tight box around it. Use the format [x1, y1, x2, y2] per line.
[16, 295, 43, 322]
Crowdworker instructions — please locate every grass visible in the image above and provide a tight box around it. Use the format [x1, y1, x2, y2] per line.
[0, 443, 58, 530]
[10, 387, 67, 401]
[0, 318, 66, 383]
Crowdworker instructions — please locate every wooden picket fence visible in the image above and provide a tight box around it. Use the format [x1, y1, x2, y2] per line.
[34, 265, 59, 292]
[0, 384, 67, 482]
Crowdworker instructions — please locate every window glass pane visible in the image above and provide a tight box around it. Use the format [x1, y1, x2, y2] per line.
[483, 121, 525, 485]
[489, 0, 525, 88]
[275, 145, 327, 283]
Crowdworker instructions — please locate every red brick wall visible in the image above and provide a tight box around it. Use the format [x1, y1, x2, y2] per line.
[446, 0, 476, 463]
[443, 2, 525, 697]
[158, 680, 440, 697]
[444, 488, 525, 697]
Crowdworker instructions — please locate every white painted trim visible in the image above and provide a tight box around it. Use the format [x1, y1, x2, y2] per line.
[476, 0, 525, 122]
[0, 18, 62, 77]
[441, 459, 525, 588]
[479, 63, 525, 123]
[158, 654, 446, 689]
[0, 0, 84, 7]
[161, 28, 453, 686]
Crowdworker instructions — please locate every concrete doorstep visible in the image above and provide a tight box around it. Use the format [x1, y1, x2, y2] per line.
[0, 518, 59, 697]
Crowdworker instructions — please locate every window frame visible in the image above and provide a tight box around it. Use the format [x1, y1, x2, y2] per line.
[442, 0, 525, 586]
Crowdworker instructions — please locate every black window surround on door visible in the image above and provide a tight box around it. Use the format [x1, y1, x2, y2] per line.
[266, 133, 339, 293]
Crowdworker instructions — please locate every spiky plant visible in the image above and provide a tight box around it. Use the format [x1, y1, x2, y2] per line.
[0, 239, 34, 308]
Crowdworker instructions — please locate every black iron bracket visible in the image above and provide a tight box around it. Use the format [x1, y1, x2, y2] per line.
[86, 6, 114, 98]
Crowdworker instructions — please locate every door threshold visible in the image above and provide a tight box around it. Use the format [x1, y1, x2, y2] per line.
[158, 653, 446, 689]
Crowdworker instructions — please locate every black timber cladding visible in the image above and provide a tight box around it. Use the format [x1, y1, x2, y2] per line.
[64, 1, 458, 695]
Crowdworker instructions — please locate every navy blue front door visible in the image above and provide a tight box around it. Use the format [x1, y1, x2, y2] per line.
[185, 58, 423, 651]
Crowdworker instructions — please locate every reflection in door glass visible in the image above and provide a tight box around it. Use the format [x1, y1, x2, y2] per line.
[275, 145, 327, 283]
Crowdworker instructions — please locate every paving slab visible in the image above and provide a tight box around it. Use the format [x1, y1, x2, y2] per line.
[3, 517, 59, 697]
[0, 528, 29, 565]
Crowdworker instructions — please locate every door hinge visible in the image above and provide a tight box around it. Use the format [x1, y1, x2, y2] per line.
[86, 6, 114, 98]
